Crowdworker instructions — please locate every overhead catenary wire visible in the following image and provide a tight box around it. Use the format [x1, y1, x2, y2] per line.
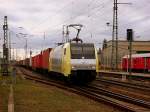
[31, 0, 112, 34]
[16, 0, 150, 52]
[37, 0, 112, 47]
[44, 0, 112, 35]
[30, 0, 77, 31]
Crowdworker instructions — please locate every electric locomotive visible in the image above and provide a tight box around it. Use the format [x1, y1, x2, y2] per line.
[49, 42, 99, 83]
[49, 24, 99, 83]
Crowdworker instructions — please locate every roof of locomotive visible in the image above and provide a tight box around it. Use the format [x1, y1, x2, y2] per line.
[62, 42, 95, 47]
[123, 53, 150, 58]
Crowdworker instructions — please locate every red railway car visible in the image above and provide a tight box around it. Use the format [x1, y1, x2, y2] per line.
[122, 53, 150, 72]
[41, 48, 52, 72]
[36, 53, 42, 69]
[32, 52, 42, 70]
[28, 48, 52, 73]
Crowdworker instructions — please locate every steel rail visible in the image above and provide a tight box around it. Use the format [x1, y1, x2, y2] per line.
[86, 85, 150, 109]
[96, 78, 150, 92]
[19, 68, 150, 112]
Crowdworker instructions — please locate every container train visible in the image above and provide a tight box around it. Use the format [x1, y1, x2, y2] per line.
[122, 53, 150, 72]
[18, 42, 99, 83]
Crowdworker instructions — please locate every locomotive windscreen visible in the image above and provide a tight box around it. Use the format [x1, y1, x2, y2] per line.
[70, 43, 95, 59]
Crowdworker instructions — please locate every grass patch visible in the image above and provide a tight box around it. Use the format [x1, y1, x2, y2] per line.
[14, 77, 122, 112]
[0, 75, 12, 112]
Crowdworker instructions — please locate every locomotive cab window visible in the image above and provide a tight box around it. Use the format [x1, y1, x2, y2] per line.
[70, 43, 95, 59]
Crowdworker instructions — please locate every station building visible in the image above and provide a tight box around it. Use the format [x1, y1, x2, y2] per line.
[100, 40, 150, 70]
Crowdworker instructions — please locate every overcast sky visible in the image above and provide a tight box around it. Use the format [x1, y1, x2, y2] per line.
[0, 0, 150, 58]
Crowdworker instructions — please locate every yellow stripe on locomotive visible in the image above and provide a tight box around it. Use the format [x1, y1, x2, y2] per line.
[49, 43, 71, 76]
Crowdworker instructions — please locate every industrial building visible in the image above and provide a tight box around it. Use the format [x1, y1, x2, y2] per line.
[100, 40, 150, 70]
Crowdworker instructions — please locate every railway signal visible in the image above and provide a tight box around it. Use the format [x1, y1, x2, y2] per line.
[127, 29, 133, 41]
[127, 29, 133, 75]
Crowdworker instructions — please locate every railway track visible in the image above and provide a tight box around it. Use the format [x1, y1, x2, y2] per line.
[98, 72, 150, 84]
[85, 85, 150, 108]
[95, 78, 150, 92]
[19, 68, 150, 112]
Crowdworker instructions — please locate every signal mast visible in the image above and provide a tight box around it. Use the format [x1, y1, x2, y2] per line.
[1, 16, 9, 76]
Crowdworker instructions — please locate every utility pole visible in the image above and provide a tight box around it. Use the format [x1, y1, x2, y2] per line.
[25, 38, 27, 59]
[1, 16, 9, 76]
[42, 32, 45, 50]
[66, 26, 69, 42]
[111, 0, 115, 70]
[18, 33, 28, 60]
[112, 0, 131, 71]
[62, 25, 65, 43]
[12, 48, 15, 61]
[9, 31, 11, 62]
[114, 0, 118, 71]
[16, 49, 18, 61]
[11, 43, 16, 61]
[106, 22, 114, 70]
[30, 49, 32, 67]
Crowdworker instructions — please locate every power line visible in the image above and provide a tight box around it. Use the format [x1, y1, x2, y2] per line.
[32, 0, 112, 34]
[30, 0, 76, 31]
[44, 0, 112, 34]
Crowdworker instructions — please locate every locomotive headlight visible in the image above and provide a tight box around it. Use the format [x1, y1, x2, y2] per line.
[72, 66, 77, 70]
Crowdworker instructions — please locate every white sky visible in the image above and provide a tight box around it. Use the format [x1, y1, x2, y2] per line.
[0, 0, 150, 59]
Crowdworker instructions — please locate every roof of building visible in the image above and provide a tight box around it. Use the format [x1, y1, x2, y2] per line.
[107, 40, 150, 43]
[123, 53, 150, 58]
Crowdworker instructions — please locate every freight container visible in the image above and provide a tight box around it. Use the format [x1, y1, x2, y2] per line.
[36, 53, 42, 69]
[42, 48, 52, 71]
